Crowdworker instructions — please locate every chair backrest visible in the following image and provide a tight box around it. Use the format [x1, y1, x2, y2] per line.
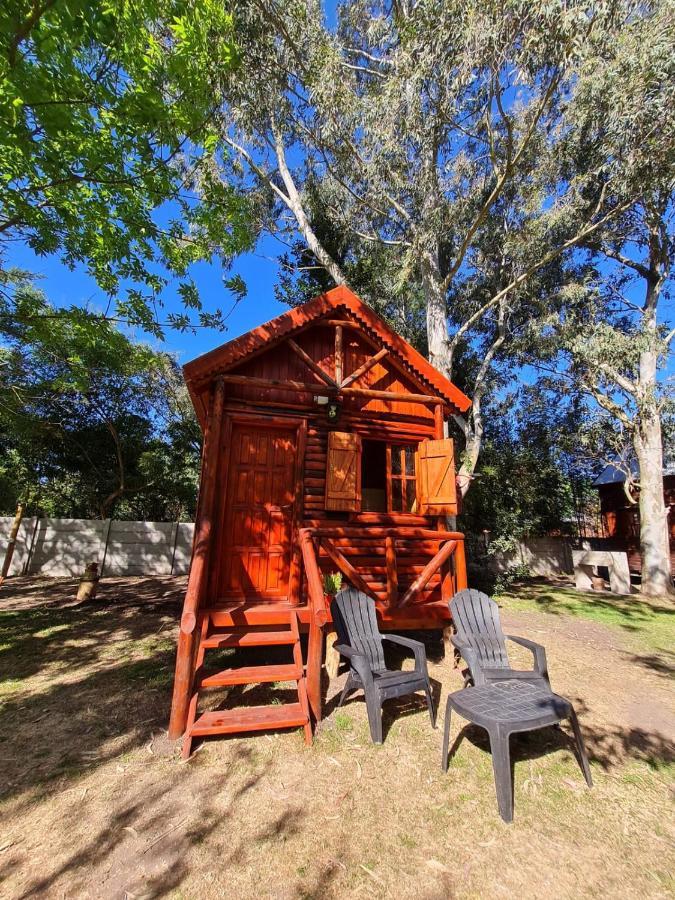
[450, 588, 510, 669]
[331, 587, 386, 673]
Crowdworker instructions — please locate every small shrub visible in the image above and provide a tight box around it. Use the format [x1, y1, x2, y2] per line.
[493, 563, 531, 596]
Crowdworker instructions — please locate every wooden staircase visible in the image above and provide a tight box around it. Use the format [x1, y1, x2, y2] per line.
[182, 609, 312, 758]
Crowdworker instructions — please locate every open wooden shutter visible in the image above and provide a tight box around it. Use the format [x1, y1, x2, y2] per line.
[325, 431, 362, 511]
[416, 438, 458, 515]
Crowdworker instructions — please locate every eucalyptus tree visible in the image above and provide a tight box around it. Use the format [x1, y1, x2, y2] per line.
[0, 0, 252, 335]
[209, 0, 662, 496]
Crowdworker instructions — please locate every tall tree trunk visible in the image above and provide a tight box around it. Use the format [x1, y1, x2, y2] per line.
[634, 212, 673, 596]
[634, 350, 672, 596]
[421, 245, 453, 376]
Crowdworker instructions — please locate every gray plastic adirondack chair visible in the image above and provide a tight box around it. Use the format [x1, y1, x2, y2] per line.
[331, 587, 436, 744]
[450, 588, 550, 687]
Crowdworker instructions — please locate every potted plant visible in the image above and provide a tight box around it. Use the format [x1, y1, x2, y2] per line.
[322, 572, 343, 680]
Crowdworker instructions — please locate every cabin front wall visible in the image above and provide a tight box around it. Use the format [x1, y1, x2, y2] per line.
[195, 319, 463, 627]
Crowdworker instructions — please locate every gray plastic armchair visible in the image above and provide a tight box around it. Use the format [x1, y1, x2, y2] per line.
[450, 588, 550, 687]
[331, 587, 436, 744]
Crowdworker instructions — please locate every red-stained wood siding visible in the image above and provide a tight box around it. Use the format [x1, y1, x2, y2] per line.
[223, 325, 435, 422]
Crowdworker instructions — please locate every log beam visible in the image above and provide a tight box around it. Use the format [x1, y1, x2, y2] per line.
[287, 338, 337, 388]
[341, 348, 389, 389]
[399, 540, 458, 607]
[334, 325, 343, 386]
[321, 538, 380, 602]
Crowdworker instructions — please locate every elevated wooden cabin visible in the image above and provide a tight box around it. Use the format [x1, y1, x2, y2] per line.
[169, 286, 471, 752]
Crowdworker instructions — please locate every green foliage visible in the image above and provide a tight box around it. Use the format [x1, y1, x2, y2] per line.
[0, 272, 200, 518]
[322, 571, 343, 597]
[0, 0, 253, 334]
[492, 564, 531, 597]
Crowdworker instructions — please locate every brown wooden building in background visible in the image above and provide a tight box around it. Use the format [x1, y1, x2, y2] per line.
[169, 286, 471, 754]
[595, 461, 674, 575]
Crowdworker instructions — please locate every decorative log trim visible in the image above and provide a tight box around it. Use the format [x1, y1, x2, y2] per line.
[341, 385, 444, 406]
[287, 338, 338, 387]
[385, 534, 398, 606]
[341, 348, 389, 389]
[308, 526, 464, 541]
[223, 373, 444, 408]
[399, 540, 458, 607]
[321, 537, 380, 602]
[223, 374, 334, 395]
[335, 325, 343, 386]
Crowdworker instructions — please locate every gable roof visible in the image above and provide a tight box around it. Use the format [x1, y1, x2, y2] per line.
[183, 285, 471, 414]
[594, 455, 675, 486]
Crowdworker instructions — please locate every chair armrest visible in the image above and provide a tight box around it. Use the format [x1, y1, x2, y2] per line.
[333, 643, 375, 687]
[450, 636, 487, 686]
[382, 634, 429, 676]
[506, 634, 549, 679]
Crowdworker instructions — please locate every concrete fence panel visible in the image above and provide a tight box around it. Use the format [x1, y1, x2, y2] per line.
[0, 516, 195, 578]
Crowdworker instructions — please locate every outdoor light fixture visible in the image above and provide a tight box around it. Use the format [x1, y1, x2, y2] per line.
[326, 399, 342, 423]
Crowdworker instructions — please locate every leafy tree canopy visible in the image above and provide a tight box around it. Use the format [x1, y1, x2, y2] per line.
[0, 271, 200, 519]
[0, 0, 254, 335]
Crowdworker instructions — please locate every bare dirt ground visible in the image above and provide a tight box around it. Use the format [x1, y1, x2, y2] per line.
[0, 576, 673, 899]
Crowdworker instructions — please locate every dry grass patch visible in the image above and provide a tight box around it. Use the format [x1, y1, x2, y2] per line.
[0, 575, 673, 899]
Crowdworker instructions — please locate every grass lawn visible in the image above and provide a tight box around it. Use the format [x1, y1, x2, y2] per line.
[0, 575, 673, 899]
[499, 579, 675, 672]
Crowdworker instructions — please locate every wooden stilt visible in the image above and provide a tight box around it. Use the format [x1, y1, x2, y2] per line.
[169, 379, 225, 740]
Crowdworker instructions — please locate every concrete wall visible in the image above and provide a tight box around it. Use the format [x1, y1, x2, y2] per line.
[0, 517, 195, 578]
[486, 536, 575, 577]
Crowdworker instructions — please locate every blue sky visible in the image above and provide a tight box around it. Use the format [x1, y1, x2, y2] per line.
[8, 231, 290, 365]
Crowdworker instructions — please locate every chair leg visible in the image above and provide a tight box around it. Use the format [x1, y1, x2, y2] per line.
[364, 688, 383, 744]
[441, 699, 452, 772]
[568, 707, 593, 788]
[425, 681, 437, 729]
[336, 673, 356, 709]
[489, 728, 513, 823]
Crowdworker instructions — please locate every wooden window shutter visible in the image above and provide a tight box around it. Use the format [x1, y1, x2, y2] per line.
[325, 431, 362, 511]
[416, 438, 458, 515]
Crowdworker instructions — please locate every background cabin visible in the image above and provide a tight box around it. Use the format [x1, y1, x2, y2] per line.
[595, 460, 674, 576]
[169, 286, 471, 750]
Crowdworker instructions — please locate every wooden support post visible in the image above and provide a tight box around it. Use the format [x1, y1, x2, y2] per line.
[385, 534, 398, 606]
[0, 503, 24, 586]
[299, 528, 328, 721]
[454, 537, 468, 591]
[288, 338, 338, 387]
[399, 540, 457, 607]
[169, 379, 225, 740]
[334, 325, 343, 386]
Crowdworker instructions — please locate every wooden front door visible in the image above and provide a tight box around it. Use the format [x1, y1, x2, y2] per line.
[220, 422, 298, 601]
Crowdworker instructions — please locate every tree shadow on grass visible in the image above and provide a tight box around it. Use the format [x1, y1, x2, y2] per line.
[8, 745, 288, 899]
[445, 694, 674, 779]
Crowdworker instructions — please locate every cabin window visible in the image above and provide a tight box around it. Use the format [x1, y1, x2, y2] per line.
[360, 439, 417, 514]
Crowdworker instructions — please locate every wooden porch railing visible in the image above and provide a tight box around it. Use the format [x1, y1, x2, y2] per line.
[299, 525, 467, 721]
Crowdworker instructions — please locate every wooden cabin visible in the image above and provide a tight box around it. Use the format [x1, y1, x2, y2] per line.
[595, 461, 674, 575]
[169, 286, 471, 754]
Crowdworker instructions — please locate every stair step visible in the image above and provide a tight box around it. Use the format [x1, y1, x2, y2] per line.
[190, 703, 308, 737]
[200, 663, 302, 687]
[202, 628, 296, 649]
